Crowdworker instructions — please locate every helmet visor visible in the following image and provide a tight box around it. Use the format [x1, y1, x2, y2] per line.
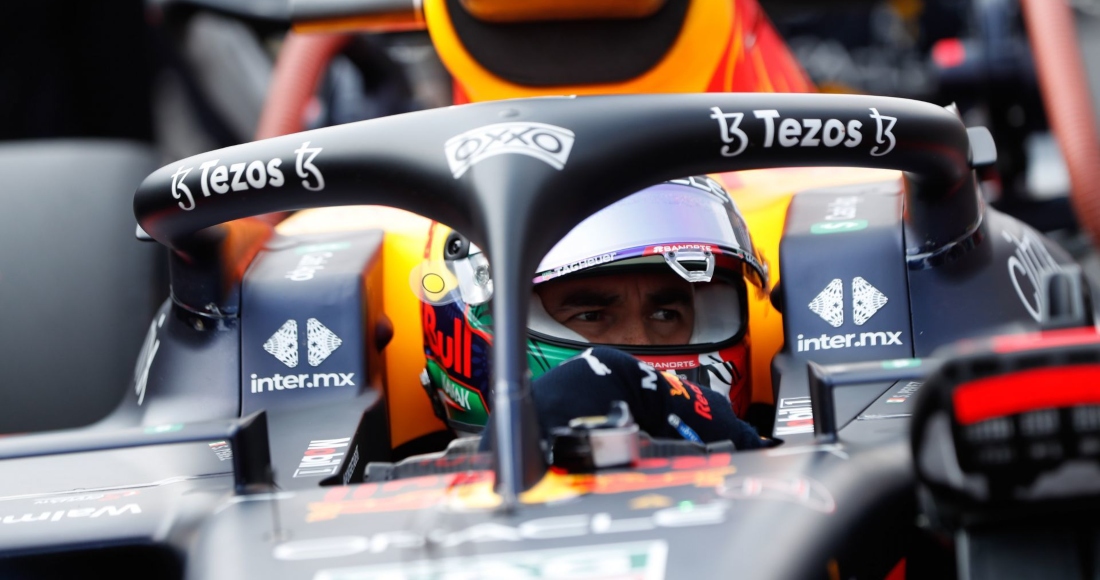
[534, 178, 766, 287]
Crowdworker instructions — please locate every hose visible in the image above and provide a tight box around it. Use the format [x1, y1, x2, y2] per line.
[254, 31, 351, 140]
[1020, 0, 1100, 243]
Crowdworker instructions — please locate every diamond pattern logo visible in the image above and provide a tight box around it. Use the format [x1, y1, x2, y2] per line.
[262, 318, 344, 368]
[306, 318, 342, 367]
[808, 279, 844, 328]
[851, 276, 888, 325]
[263, 320, 299, 368]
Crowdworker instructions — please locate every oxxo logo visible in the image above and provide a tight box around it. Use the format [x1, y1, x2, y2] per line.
[444, 122, 575, 179]
[170, 141, 324, 211]
[798, 277, 903, 353]
[710, 106, 897, 158]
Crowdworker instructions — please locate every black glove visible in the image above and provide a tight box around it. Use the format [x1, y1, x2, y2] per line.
[485, 346, 763, 450]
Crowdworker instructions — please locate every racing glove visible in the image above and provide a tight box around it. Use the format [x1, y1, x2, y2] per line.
[485, 346, 764, 450]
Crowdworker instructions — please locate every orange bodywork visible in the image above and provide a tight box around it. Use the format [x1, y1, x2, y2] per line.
[426, 0, 812, 104]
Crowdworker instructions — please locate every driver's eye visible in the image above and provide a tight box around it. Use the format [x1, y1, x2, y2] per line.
[650, 308, 682, 322]
[572, 311, 603, 323]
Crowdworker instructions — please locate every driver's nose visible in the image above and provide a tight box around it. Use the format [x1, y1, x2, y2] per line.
[608, 315, 653, 346]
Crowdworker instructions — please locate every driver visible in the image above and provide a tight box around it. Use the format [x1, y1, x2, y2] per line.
[416, 176, 766, 449]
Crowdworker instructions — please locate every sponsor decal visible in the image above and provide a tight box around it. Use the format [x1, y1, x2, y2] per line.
[1003, 228, 1065, 322]
[133, 312, 165, 406]
[294, 438, 352, 478]
[639, 362, 658, 391]
[423, 305, 476, 381]
[709, 106, 899, 158]
[718, 475, 837, 513]
[668, 413, 703, 442]
[169, 141, 323, 211]
[309, 456, 735, 521]
[208, 440, 232, 461]
[261, 318, 343, 369]
[309, 541, 669, 579]
[885, 381, 921, 404]
[444, 122, 575, 179]
[644, 244, 714, 256]
[2, 503, 142, 525]
[775, 397, 813, 436]
[807, 277, 888, 328]
[249, 372, 354, 393]
[809, 279, 845, 328]
[285, 251, 333, 282]
[578, 348, 612, 376]
[33, 491, 140, 505]
[552, 252, 618, 277]
[810, 220, 868, 235]
[796, 330, 903, 352]
[293, 503, 719, 558]
[851, 277, 889, 325]
[663, 372, 690, 399]
[823, 196, 862, 221]
[342, 445, 360, 486]
[869, 108, 898, 156]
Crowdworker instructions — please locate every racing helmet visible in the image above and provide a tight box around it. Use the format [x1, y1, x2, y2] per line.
[415, 176, 767, 435]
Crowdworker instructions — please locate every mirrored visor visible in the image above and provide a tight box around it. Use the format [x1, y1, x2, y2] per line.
[534, 180, 765, 286]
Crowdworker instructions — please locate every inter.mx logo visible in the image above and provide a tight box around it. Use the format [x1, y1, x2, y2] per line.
[251, 318, 355, 393]
[797, 277, 903, 353]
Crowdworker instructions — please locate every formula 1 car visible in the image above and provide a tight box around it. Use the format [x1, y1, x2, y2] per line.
[5, 1, 1100, 579]
[2, 86, 1098, 579]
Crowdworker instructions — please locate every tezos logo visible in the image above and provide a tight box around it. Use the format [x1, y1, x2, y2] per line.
[709, 107, 896, 158]
[170, 141, 324, 211]
[444, 122, 575, 179]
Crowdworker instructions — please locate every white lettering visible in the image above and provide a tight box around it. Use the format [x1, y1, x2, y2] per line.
[199, 159, 218, 197]
[822, 119, 845, 147]
[796, 331, 904, 352]
[801, 118, 822, 147]
[869, 108, 897, 156]
[753, 109, 780, 147]
[778, 118, 801, 147]
[1002, 228, 1065, 322]
[295, 141, 325, 191]
[246, 160, 267, 189]
[170, 165, 195, 211]
[711, 107, 749, 157]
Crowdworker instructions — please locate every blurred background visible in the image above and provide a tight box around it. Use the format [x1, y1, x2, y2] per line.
[0, 0, 1096, 433]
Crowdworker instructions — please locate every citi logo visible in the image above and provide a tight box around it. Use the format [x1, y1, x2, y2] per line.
[263, 318, 342, 368]
[808, 277, 888, 328]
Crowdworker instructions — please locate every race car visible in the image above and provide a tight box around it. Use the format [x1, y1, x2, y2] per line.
[3, 1, 1100, 578]
[0, 86, 1094, 579]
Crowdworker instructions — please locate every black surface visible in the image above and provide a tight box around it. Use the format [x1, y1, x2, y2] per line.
[0, 140, 164, 433]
